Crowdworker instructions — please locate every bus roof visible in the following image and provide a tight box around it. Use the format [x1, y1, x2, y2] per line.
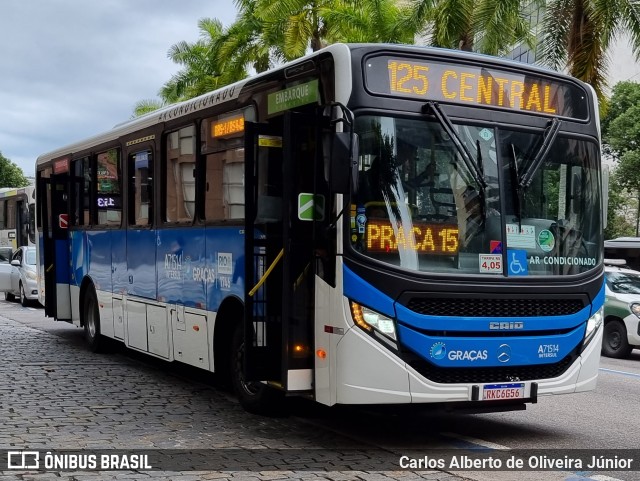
[35, 43, 354, 167]
[605, 237, 640, 248]
[0, 185, 34, 199]
[36, 42, 589, 168]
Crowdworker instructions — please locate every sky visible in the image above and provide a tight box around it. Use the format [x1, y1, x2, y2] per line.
[2, 2, 640, 178]
[0, 0, 238, 177]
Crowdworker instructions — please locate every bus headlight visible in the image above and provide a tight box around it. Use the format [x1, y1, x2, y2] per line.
[350, 302, 397, 341]
[582, 306, 603, 349]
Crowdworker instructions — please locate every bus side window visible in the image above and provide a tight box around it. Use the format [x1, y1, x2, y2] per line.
[205, 148, 245, 221]
[165, 126, 196, 223]
[129, 150, 153, 226]
[72, 157, 92, 226]
[0, 200, 5, 229]
[6, 198, 15, 230]
[96, 149, 122, 226]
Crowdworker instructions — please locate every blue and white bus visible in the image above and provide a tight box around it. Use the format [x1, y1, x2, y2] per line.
[36, 43, 604, 414]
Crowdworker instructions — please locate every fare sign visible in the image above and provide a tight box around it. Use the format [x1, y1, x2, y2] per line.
[365, 55, 589, 119]
[366, 221, 458, 255]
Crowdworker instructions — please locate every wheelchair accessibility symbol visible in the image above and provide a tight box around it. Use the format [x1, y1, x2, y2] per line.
[507, 249, 528, 276]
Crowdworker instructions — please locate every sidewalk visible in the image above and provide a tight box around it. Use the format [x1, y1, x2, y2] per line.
[0, 313, 468, 481]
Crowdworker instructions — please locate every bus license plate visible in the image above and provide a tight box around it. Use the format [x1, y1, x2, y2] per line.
[482, 383, 525, 400]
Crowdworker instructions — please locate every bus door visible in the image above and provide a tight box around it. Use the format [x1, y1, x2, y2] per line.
[39, 174, 71, 320]
[15, 195, 29, 248]
[244, 111, 324, 391]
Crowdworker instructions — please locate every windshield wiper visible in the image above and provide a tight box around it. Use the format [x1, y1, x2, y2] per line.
[424, 101, 487, 190]
[519, 118, 561, 188]
[509, 143, 523, 228]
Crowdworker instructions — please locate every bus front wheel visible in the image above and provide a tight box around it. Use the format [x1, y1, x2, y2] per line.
[230, 324, 284, 416]
[83, 287, 103, 353]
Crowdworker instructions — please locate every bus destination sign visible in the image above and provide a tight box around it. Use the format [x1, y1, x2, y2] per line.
[365, 56, 588, 119]
[366, 221, 459, 255]
[212, 115, 245, 138]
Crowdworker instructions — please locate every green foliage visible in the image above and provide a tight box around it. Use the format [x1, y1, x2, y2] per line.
[162, 18, 247, 102]
[132, 0, 417, 117]
[539, 0, 640, 106]
[0, 152, 29, 188]
[602, 81, 640, 238]
[410, 0, 538, 55]
[604, 183, 636, 239]
[602, 81, 640, 134]
[131, 99, 166, 119]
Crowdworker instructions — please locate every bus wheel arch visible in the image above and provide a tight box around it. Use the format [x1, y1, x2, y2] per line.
[214, 296, 285, 415]
[80, 279, 103, 352]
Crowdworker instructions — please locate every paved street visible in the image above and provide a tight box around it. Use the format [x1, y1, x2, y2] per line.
[0, 306, 465, 481]
[2, 301, 640, 481]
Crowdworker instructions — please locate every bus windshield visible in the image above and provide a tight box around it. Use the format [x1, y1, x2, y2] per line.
[350, 115, 602, 276]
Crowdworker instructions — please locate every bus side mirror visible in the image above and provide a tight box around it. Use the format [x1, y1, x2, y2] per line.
[329, 132, 359, 194]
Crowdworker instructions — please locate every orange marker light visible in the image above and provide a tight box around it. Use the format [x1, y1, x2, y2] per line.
[317, 349, 327, 359]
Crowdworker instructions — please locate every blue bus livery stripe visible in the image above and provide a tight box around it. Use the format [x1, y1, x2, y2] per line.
[399, 324, 585, 367]
[69, 226, 245, 309]
[344, 265, 602, 367]
[55, 239, 70, 284]
[343, 265, 395, 317]
[591, 282, 605, 315]
[401, 281, 604, 332]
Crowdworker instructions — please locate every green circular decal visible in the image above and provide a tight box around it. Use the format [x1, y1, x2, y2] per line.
[538, 229, 555, 252]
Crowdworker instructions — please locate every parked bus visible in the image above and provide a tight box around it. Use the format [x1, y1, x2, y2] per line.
[604, 237, 640, 271]
[0, 185, 35, 255]
[36, 43, 604, 414]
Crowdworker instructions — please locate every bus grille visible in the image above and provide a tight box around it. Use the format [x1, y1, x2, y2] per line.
[408, 353, 577, 384]
[406, 298, 584, 318]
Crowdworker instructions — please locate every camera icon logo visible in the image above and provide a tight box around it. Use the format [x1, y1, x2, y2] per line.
[7, 451, 40, 469]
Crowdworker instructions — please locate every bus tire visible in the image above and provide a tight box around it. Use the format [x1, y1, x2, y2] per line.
[230, 324, 284, 416]
[602, 319, 632, 358]
[83, 287, 103, 353]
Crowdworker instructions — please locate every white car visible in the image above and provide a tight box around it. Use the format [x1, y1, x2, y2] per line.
[0, 246, 39, 307]
[603, 260, 640, 358]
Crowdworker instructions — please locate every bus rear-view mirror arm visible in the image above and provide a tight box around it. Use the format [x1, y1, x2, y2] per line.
[324, 102, 359, 195]
[329, 131, 359, 195]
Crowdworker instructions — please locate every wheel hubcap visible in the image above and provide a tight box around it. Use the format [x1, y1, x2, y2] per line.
[610, 331, 621, 350]
[87, 300, 97, 338]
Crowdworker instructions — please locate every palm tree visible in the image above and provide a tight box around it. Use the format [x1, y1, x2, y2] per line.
[321, 0, 415, 44]
[539, 0, 640, 106]
[216, 0, 288, 75]
[252, 0, 414, 59]
[163, 18, 247, 100]
[409, 0, 539, 56]
[131, 99, 166, 119]
[131, 17, 249, 117]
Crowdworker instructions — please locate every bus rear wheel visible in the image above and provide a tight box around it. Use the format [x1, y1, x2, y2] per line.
[83, 287, 103, 353]
[230, 324, 284, 416]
